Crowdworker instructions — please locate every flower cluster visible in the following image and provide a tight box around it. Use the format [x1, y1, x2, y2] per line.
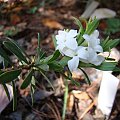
[55, 29, 104, 72]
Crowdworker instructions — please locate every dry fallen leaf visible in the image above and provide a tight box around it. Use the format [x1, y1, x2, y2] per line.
[42, 18, 64, 29]
[67, 93, 74, 114]
[72, 90, 90, 100]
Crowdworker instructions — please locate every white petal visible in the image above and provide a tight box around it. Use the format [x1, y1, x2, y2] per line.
[56, 35, 65, 44]
[94, 45, 103, 52]
[67, 29, 78, 37]
[65, 38, 78, 50]
[90, 55, 104, 65]
[91, 30, 99, 38]
[87, 47, 98, 61]
[58, 30, 67, 37]
[77, 46, 88, 60]
[62, 47, 76, 57]
[83, 34, 90, 42]
[68, 56, 79, 72]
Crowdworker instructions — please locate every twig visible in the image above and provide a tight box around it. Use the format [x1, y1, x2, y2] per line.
[79, 100, 96, 120]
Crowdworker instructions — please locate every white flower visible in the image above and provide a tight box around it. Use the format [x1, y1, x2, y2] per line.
[55, 29, 104, 72]
[55, 29, 78, 57]
[83, 30, 103, 52]
[68, 56, 79, 72]
[77, 46, 104, 65]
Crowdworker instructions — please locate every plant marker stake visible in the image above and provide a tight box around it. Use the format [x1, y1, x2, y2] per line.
[98, 71, 119, 118]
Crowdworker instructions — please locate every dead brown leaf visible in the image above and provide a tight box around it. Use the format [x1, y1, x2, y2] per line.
[42, 18, 64, 29]
[72, 90, 90, 100]
[67, 93, 74, 114]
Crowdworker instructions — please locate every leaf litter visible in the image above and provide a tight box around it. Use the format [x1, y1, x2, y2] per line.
[0, 0, 120, 120]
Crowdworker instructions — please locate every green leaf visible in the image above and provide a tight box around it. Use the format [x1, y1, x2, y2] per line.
[73, 17, 83, 28]
[101, 38, 120, 51]
[59, 56, 71, 67]
[85, 18, 99, 35]
[79, 68, 91, 85]
[36, 48, 46, 63]
[95, 61, 117, 71]
[0, 69, 21, 84]
[48, 50, 60, 63]
[73, 17, 85, 45]
[3, 59, 9, 68]
[12, 81, 17, 111]
[36, 33, 46, 62]
[39, 69, 54, 90]
[48, 61, 63, 72]
[39, 64, 49, 71]
[20, 69, 33, 89]
[0, 47, 12, 64]
[39, 50, 60, 65]
[3, 41, 29, 64]
[105, 18, 120, 35]
[80, 61, 117, 71]
[2, 84, 11, 101]
[113, 67, 120, 72]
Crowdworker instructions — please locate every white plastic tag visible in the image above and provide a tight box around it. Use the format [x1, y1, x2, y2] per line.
[98, 71, 119, 116]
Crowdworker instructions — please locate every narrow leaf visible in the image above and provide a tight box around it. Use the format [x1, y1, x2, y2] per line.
[48, 50, 60, 63]
[0, 69, 21, 84]
[48, 61, 63, 72]
[95, 62, 117, 71]
[79, 68, 91, 85]
[3, 41, 28, 64]
[85, 18, 99, 35]
[39, 69, 54, 90]
[2, 84, 11, 101]
[0, 47, 12, 64]
[59, 56, 71, 67]
[20, 69, 33, 89]
[12, 81, 17, 111]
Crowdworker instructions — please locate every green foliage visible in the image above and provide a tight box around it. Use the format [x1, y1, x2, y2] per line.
[80, 61, 118, 71]
[0, 47, 12, 64]
[105, 18, 120, 35]
[73, 17, 85, 45]
[20, 69, 33, 89]
[101, 37, 120, 52]
[0, 17, 119, 114]
[0, 69, 21, 84]
[12, 81, 17, 111]
[48, 61, 63, 72]
[85, 18, 99, 35]
[95, 61, 118, 71]
[2, 84, 11, 101]
[79, 68, 91, 85]
[3, 40, 29, 64]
